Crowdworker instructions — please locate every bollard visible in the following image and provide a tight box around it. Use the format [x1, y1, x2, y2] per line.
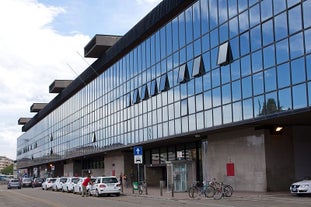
[160, 180, 163, 196]
[145, 181, 148, 195]
[171, 181, 174, 197]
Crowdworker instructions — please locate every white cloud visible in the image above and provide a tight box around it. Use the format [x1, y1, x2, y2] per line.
[0, 0, 92, 160]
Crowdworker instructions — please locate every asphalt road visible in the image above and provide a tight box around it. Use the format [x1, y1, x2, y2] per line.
[1, 184, 311, 207]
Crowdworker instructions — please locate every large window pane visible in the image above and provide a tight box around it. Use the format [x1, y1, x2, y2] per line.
[212, 68, 220, 87]
[241, 55, 251, 77]
[290, 33, 304, 59]
[305, 29, 311, 54]
[232, 80, 241, 101]
[291, 57, 306, 85]
[243, 98, 253, 120]
[277, 63, 291, 88]
[196, 112, 204, 130]
[240, 32, 250, 56]
[249, 4, 260, 28]
[293, 83, 307, 109]
[303, 1, 311, 28]
[204, 110, 213, 128]
[253, 72, 264, 96]
[212, 87, 221, 107]
[262, 20, 274, 46]
[264, 67, 277, 92]
[261, 0, 272, 21]
[222, 84, 231, 104]
[242, 76, 252, 98]
[222, 104, 232, 124]
[288, 5, 302, 35]
[250, 25, 261, 52]
[274, 0, 286, 15]
[204, 91, 212, 109]
[231, 60, 240, 81]
[276, 39, 289, 64]
[213, 107, 222, 126]
[263, 45, 275, 69]
[233, 101, 242, 122]
[252, 50, 263, 73]
[279, 88, 292, 111]
[307, 55, 311, 81]
[274, 12, 288, 41]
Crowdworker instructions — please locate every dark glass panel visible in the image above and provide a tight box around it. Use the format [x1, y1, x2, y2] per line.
[173, 51, 179, 68]
[202, 51, 210, 72]
[178, 64, 190, 83]
[160, 27, 166, 60]
[211, 47, 218, 69]
[192, 56, 205, 77]
[250, 25, 261, 52]
[150, 79, 158, 96]
[276, 39, 289, 64]
[253, 72, 264, 96]
[290, 32, 304, 59]
[232, 80, 241, 101]
[279, 88, 292, 111]
[274, 12, 288, 41]
[242, 76, 252, 98]
[291, 57, 306, 85]
[132, 89, 140, 104]
[264, 67, 277, 92]
[243, 98, 253, 120]
[217, 42, 233, 66]
[288, 5, 302, 35]
[166, 22, 172, 56]
[277, 63, 291, 88]
[293, 83, 307, 109]
[263, 45, 275, 69]
[308, 82, 311, 106]
[159, 74, 170, 92]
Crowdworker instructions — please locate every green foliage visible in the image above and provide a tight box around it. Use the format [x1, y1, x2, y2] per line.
[1, 164, 13, 175]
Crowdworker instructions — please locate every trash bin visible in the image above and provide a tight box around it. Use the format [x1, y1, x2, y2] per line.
[133, 182, 139, 190]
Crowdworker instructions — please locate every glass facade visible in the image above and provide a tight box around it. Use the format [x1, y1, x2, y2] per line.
[17, 0, 311, 167]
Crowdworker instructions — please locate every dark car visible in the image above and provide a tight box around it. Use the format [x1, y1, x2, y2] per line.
[22, 177, 33, 187]
[32, 177, 45, 188]
[7, 179, 21, 189]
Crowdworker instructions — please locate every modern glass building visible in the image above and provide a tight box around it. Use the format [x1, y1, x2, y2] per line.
[17, 0, 311, 192]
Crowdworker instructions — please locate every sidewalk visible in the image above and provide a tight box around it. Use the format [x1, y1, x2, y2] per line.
[120, 186, 292, 201]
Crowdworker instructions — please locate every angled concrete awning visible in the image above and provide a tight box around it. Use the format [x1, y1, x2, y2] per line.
[84, 34, 122, 58]
[49, 80, 72, 93]
[18, 118, 31, 125]
[30, 103, 47, 112]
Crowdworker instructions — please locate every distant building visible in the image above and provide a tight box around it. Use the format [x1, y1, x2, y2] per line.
[0, 156, 13, 171]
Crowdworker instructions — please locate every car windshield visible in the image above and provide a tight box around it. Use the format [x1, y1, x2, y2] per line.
[23, 178, 32, 182]
[60, 178, 67, 182]
[101, 177, 118, 183]
[11, 179, 19, 182]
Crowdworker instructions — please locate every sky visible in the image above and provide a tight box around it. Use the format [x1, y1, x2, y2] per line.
[0, 0, 162, 160]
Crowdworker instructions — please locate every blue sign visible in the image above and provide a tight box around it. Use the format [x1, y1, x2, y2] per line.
[133, 146, 143, 155]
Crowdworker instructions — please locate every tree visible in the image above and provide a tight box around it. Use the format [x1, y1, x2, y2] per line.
[259, 98, 282, 116]
[1, 164, 13, 175]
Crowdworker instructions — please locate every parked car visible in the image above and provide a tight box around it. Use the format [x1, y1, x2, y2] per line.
[290, 178, 311, 195]
[21, 177, 33, 187]
[52, 177, 67, 191]
[62, 177, 80, 193]
[73, 177, 96, 194]
[32, 177, 45, 188]
[42, 178, 57, 190]
[7, 178, 21, 189]
[88, 176, 121, 197]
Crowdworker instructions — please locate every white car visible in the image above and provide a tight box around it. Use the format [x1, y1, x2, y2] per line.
[89, 176, 121, 197]
[290, 178, 311, 195]
[73, 177, 95, 194]
[42, 178, 57, 190]
[62, 177, 80, 193]
[52, 177, 67, 191]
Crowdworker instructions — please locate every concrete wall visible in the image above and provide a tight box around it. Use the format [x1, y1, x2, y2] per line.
[203, 128, 267, 192]
[104, 151, 124, 178]
[264, 127, 295, 191]
[292, 126, 311, 180]
[64, 162, 74, 177]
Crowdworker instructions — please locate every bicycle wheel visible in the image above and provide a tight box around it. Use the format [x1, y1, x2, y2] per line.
[224, 185, 233, 197]
[204, 185, 215, 198]
[213, 188, 223, 200]
[188, 187, 199, 198]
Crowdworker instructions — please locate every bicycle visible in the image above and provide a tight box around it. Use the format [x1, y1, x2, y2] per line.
[138, 181, 146, 195]
[188, 181, 215, 198]
[213, 182, 233, 200]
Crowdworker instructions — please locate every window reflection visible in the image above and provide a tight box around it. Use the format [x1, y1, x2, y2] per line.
[277, 63, 291, 88]
[222, 104, 232, 124]
[279, 88, 292, 111]
[293, 84, 307, 109]
[288, 5, 302, 35]
[243, 98, 253, 120]
[274, 12, 288, 41]
[291, 57, 306, 85]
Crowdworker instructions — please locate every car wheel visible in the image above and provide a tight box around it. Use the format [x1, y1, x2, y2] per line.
[95, 190, 99, 197]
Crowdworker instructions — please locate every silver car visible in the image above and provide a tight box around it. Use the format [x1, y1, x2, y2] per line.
[89, 176, 121, 197]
